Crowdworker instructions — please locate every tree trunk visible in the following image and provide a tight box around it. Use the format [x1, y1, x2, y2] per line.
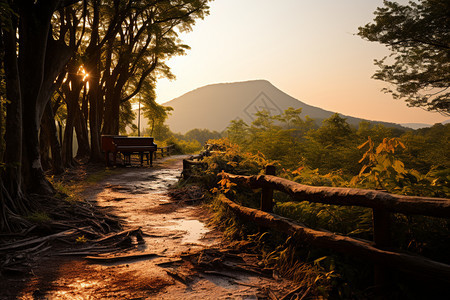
[18, 3, 63, 195]
[62, 100, 76, 167]
[43, 102, 64, 174]
[39, 116, 52, 171]
[74, 105, 91, 158]
[87, 65, 104, 162]
[61, 72, 83, 166]
[86, 0, 104, 163]
[102, 94, 121, 135]
[1, 24, 26, 211]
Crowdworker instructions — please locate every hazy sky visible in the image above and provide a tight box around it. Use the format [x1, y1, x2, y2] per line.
[154, 0, 448, 125]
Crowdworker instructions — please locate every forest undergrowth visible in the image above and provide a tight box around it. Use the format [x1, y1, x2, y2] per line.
[182, 110, 449, 299]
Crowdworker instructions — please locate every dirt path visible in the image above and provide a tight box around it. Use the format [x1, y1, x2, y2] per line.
[6, 156, 293, 299]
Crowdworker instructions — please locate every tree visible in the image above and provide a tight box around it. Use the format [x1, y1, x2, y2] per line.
[101, 0, 209, 136]
[183, 128, 222, 145]
[0, 0, 82, 230]
[143, 98, 173, 137]
[227, 119, 249, 146]
[358, 0, 450, 115]
[304, 114, 360, 174]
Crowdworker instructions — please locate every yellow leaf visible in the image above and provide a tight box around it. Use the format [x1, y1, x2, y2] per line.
[357, 140, 370, 150]
[376, 143, 384, 154]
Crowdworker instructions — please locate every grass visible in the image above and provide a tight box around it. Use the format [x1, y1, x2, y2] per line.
[48, 167, 124, 203]
[26, 212, 52, 223]
[207, 194, 335, 298]
[85, 168, 123, 184]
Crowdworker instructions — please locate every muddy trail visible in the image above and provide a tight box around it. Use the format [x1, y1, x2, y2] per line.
[1, 156, 296, 300]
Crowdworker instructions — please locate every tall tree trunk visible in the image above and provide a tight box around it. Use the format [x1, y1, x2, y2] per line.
[39, 117, 52, 171]
[62, 100, 76, 167]
[102, 93, 121, 135]
[18, 3, 62, 195]
[85, 0, 104, 162]
[74, 106, 90, 158]
[42, 102, 64, 174]
[1, 24, 26, 211]
[61, 71, 83, 166]
[88, 74, 104, 162]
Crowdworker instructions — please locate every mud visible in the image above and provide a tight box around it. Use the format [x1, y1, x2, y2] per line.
[2, 156, 293, 299]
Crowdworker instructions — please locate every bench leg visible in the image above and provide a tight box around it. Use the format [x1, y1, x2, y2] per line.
[139, 152, 144, 166]
[123, 153, 130, 166]
[150, 151, 153, 167]
[105, 152, 110, 167]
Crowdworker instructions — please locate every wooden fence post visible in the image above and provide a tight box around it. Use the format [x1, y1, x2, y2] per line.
[372, 208, 392, 291]
[183, 159, 189, 179]
[261, 165, 276, 212]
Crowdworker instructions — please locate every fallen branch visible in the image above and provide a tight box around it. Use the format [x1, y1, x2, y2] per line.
[85, 252, 159, 263]
[92, 227, 143, 243]
[0, 229, 79, 252]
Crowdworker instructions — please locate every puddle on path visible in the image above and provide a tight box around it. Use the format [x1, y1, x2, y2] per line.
[156, 219, 210, 245]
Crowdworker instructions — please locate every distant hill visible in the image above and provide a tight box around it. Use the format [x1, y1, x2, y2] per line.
[401, 119, 450, 130]
[163, 80, 404, 134]
[400, 123, 432, 130]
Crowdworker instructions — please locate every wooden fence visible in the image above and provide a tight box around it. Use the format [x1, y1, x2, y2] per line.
[154, 144, 175, 160]
[182, 151, 210, 179]
[218, 165, 450, 286]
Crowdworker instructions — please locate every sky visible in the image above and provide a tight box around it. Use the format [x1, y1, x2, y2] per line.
[154, 0, 448, 125]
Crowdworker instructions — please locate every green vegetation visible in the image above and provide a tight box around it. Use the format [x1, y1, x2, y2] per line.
[26, 212, 52, 224]
[141, 123, 224, 154]
[359, 0, 450, 115]
[184, 109, 449, 298]
[0, 0, 212, 231]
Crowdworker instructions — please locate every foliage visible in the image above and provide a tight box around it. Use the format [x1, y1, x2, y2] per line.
[26, 212, 52, 224]
[119, 101, 137, 135]
[352, 137, 449, 197]
[227, 108, 314, 170]
[180, 128, 223, 145]
[142, 96, 173, 137]
[358, 0, 450, 115]
[203, 138, 270, 176]
[163, 136, 201, 154]
[399, 123, 450, 172]
[168, 104, 446, 298]
[76, 235, 88, 243]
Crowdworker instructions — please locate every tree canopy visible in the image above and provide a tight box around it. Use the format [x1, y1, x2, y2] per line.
[358, 0, 450, 115]
[0, 0, 210, 231]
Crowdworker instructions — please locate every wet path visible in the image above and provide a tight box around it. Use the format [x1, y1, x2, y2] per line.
[14, 156, 291, 299]
[92, 156, 218, 257]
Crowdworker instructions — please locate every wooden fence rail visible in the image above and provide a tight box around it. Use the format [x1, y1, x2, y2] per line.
[154, 144, 175, 159]
[181, 150, 211, 179]
[221, 172, 450, 218]
[217, 195, 450, 283]
[218, 165, 450, 285]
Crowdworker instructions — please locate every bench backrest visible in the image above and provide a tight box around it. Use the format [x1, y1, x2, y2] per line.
[101, 135, 156, 151]
[113, 136, 154, 146]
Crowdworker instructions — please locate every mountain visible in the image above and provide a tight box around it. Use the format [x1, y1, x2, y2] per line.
[401, 119, 450, 130]
[162, 80, 404, 134]
[400, 123, 432, 130]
